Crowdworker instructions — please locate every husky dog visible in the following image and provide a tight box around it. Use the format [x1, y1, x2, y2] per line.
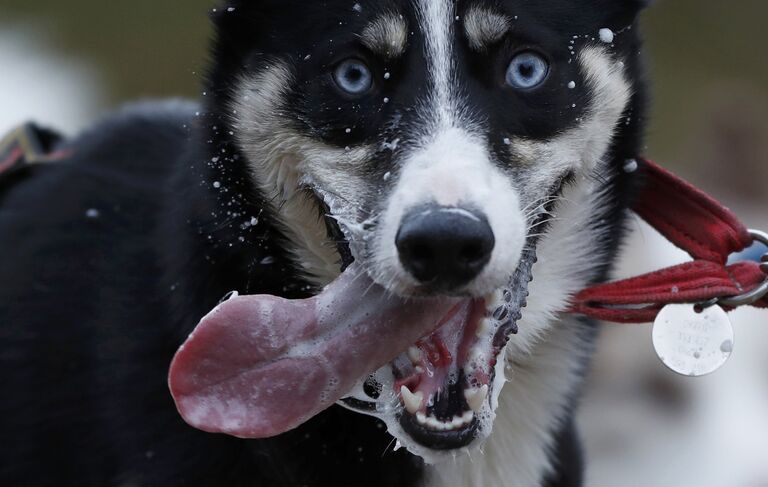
[1, 1, 650, 485]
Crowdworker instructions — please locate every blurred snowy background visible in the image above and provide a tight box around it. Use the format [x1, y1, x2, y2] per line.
[1, 1, 766, 485]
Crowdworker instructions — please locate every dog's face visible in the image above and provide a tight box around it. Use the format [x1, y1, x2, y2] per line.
[212, 0, 647, 458]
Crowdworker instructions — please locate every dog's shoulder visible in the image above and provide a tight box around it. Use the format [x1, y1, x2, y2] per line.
[0, 99, 201, 331]
[0, 99, 198, 277]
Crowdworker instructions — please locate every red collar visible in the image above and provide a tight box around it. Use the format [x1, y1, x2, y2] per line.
[570, 158, 768, 323]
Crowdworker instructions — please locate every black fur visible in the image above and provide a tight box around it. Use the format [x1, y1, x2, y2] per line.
[1, 1, 649, 485]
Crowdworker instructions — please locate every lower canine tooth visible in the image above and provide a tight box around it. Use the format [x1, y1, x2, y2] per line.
[464, 384, 489, 412]
[416, 412, 427, 424]
[400, 385, 424, 414]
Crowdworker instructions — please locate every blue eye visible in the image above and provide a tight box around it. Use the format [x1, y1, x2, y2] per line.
[506, 52, 549, 89]
[334, 59, 373, 95]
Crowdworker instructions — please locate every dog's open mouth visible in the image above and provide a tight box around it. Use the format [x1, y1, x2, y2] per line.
[394, 293, 513, 449]
[335, 249, 536, 457]
[339, 289, 527, 451]
[168, 246, 535, 461]
[395, 298, 489, 448]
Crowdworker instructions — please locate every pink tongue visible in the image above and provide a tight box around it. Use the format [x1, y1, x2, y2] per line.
[168, 264, 459, 439]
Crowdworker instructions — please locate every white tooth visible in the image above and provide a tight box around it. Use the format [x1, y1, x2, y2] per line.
[400, 386, 423, 414]
[451, 416, 464, 428]
[464, 385, 489, 412]
[428, 416, 444, 431]
[416, 412, 427, 424]
[462, 410, 475, 423]
[476, 318, 493, 338]
[415, 366, 425, 374]
[408, 346, 421, 364]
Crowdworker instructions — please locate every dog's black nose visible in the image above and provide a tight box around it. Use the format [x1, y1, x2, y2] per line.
[396, 206, 495, 288]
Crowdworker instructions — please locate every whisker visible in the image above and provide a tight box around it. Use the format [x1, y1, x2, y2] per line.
[381, 436, 398, 458]
[520, 196, 561, 214]
[526, 217, 558, 231]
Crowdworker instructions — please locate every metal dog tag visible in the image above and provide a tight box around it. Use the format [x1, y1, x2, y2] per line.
[652, 304, 734, 377]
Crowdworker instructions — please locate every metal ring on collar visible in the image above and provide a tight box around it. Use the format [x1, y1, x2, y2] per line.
[718, 229, 768, 308]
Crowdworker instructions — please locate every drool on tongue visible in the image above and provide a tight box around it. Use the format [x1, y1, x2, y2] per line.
[168, 264, 460, 439]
